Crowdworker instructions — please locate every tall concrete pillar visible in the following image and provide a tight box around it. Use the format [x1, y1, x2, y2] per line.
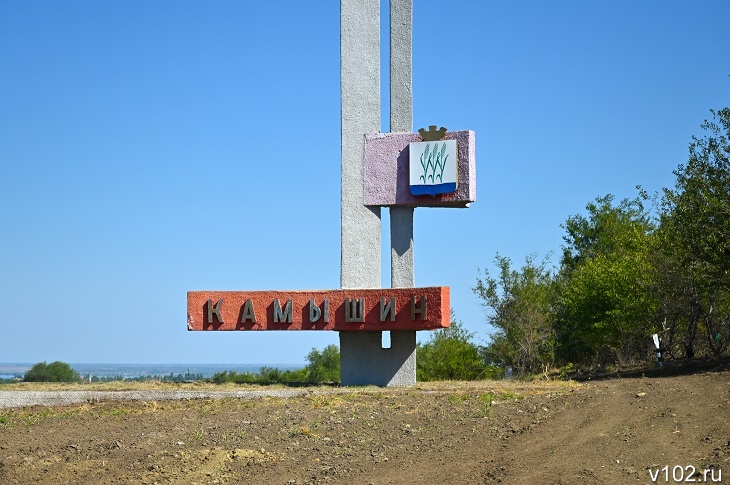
[340, 0, 382, 386]
[340, 0, 416, 386]
[340, 0, 381, 293]
[388, 0, 417, 385]
[389, 0, 414, 289]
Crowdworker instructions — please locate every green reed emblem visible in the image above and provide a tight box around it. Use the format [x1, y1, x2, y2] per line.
[410, 137, 458, 197]
[418, 142, 449, 184]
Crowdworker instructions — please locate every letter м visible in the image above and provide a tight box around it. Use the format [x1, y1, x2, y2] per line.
[273, 298, 293, 323]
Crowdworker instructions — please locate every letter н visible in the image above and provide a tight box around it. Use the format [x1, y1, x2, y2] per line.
[410, 295, 427, 321]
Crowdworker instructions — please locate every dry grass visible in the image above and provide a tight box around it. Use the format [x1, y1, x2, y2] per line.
[0, 380, 279, 392]
[0, 380, 582, 407]
[0, 378, 581, 397]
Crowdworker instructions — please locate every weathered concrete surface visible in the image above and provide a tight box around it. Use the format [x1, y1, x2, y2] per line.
[0, 389, 309, 409]
[390, 207, 414, 288]
[390, 0, 412, 134]
[388, 0, 417, 387]
[340, 0, 381, 290]
[339, 330, 416, 386]
[340, 0, 386, 387]
[389, 0, 415, 290]
[187, 287, 450, 331]
[363, 130, 477, 207]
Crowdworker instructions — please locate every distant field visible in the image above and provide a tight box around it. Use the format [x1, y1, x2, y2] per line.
[0, 363, 305, 380]
[0, 378, 571, 393]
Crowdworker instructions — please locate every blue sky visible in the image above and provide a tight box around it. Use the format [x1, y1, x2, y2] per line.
[1, 1, 728, 365]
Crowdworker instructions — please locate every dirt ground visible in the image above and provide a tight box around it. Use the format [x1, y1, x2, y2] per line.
[0, 361, 728, 484]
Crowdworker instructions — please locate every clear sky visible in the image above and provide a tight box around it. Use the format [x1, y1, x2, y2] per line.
[1, 1, 728, 365]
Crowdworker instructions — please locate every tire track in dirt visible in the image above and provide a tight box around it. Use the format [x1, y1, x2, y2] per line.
[356, 373, 729, 484]
[477, 373, 730, 484]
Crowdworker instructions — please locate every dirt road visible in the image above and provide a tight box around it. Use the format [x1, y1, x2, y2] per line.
[0, 366, 728, 484]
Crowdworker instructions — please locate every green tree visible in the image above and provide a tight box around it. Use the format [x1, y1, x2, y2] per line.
[557, 195, 657, 365]
[24, 361, 80, 382]
[560, 195, 654, 275]
[655, 108, 730, 357]
[416, 320, 487, 381]
[474, 253, 557, 375]
[305, 344, 340, 383]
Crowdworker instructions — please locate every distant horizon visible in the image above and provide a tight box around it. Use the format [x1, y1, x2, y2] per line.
[0, 362, 306, 366]
[0, 362, 306, 379]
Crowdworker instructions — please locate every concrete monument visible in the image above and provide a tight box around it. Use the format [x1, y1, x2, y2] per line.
[187, 0, 475, 387]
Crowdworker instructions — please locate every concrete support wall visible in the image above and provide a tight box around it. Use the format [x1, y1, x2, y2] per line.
[339, 331, 416, 386]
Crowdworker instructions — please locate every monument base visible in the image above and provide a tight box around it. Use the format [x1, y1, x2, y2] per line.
[339, 330, 416, 386]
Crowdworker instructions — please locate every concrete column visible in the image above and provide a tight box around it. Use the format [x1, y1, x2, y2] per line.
[389, 0, 414, 289]
[389, 0, 412, 134]
[340, 0, 381, 291]
[389, 0, 417, 385]
[340, 0, 383, 386]
[340, 0, 416, 387]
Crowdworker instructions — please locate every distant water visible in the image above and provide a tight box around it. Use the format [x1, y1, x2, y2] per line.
[0, 363, 304, 379]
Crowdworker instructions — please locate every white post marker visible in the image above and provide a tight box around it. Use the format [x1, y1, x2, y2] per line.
[652, 333, 663, 367]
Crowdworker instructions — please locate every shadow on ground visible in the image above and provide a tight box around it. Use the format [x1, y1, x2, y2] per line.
[568, 355, 730, 381]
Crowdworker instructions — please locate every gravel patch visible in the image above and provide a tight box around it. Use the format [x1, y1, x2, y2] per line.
[0, 389, 310, 408]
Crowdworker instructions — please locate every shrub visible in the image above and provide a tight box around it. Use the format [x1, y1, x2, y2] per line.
[24, 361, 79, 382]
[305, 344, 340, 383]
[417, 321, 487, 381]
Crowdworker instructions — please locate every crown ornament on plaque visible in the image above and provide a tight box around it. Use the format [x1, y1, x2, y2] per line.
[418, 125, 447, 141]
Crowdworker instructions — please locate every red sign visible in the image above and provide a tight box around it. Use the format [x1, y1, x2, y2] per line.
[187, 287, 449, 331]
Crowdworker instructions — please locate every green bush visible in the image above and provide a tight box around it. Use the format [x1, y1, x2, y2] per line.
[417, 321, 488, 381]
[24, 361, 79, 382]
[209, 367, 308, 385]
[209, 345, 340, 386]
[305, 344, 340, 383]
